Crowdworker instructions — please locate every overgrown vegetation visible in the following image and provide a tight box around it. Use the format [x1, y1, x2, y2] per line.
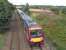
[0, 0, 15, 32]
[0, 33, 5, 48]
[31, 7, 66, 50]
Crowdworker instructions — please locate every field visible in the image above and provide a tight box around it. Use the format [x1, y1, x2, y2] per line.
[31, 12, 66, 50]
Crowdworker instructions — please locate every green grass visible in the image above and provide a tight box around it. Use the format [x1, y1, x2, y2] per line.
[0, 33, 5, 49]
[31, 13, 66, 50]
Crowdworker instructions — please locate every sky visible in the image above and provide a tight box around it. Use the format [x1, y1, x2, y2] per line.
[8, 0, 66, 6]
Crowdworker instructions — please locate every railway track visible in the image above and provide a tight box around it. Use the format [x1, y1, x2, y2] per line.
[2, 13, 20, 50]
[8, 14, 20, 50]
[11, 13, 20, 50]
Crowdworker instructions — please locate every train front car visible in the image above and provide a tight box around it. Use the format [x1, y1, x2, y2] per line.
[28, 25, 44, 47]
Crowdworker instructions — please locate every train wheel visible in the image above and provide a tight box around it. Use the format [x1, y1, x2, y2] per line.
[30, 45, 33, 50]
[39, 44, 43, 50]
[39, 46, 42, 50]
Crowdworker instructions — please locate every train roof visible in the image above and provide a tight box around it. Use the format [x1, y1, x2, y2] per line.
[29, 25, 42, 30]
[17, 9, 39, 27]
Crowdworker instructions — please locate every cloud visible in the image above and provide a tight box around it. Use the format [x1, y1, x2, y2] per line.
[8, 0, 66, 6]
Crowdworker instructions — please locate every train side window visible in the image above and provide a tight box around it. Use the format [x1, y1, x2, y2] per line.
[21, 13, 24, 15]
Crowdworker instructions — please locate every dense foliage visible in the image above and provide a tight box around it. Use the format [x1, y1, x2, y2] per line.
[0, 0, 15, 32]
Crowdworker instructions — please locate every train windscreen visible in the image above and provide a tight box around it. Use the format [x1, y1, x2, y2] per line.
[31, 30, 42, 37]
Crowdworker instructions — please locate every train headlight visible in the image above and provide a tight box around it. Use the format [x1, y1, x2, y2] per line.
[30, 37, 43, 42]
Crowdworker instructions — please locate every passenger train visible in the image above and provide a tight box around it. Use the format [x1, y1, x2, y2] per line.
[17, 9, 44, 47]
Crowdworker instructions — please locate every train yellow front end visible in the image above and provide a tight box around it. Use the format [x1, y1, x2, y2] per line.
[28, 26, 44, 47]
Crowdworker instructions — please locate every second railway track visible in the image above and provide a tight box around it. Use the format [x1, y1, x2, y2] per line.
[4, 13, 21, 50]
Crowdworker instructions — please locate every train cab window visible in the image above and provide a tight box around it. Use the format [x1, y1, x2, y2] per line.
[28, 20, 33, 23]
[31, 30, 42, 37]
[31, 31, 37, 35]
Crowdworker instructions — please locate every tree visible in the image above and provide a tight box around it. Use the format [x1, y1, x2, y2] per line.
[23, 3, 30, 15]
[62, 8, 66, 14]
[0, 0, 15, 32]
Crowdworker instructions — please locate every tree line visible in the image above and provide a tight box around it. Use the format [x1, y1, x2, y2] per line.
[0, 0, 15, 32]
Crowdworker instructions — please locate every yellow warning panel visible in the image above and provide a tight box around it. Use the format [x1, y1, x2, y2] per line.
[30, 37, 43, 42]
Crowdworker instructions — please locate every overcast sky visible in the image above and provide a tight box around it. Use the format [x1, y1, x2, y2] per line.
[8, 0, 66, 6]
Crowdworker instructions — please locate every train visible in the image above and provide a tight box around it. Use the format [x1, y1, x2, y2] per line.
[17, 9, 44, 48]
